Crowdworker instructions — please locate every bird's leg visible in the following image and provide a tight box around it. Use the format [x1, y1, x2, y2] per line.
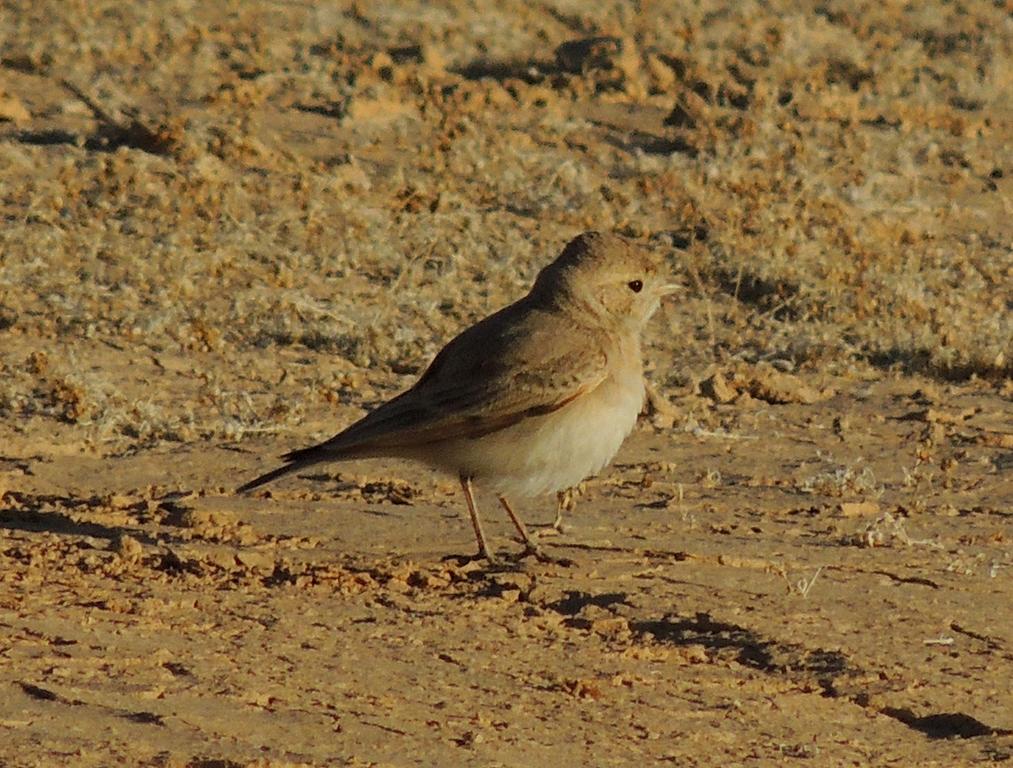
[499, 496, 575, 566]
[553, 488, 574, 532]
[497, 496, 541, 555]
[459, 475, 496, 564]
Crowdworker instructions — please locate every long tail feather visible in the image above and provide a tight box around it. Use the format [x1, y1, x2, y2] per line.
[235, 444, 335, 494]
[236, 463, 301, 494]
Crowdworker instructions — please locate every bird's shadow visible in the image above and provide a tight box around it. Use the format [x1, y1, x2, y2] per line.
[1, 490, 172, 547]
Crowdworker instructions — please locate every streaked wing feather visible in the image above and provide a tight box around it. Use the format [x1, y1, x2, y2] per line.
[310, 316, 607, 456]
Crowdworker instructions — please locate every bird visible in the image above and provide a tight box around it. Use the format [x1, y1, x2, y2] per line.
[237, 231, 678, 563]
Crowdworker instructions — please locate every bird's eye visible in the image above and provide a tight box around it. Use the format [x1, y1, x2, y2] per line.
[627, 279, 643, 293]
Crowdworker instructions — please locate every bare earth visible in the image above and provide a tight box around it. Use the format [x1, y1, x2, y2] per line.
[1, 1, 1011, 766]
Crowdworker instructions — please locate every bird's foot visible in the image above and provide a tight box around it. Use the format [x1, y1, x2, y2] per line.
[519, 543, 575, 567]
[441, 550, 501, 568]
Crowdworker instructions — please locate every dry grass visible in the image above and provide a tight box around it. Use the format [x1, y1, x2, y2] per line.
[1, 6, 1011, 767]
[1, 0, 1009, 451]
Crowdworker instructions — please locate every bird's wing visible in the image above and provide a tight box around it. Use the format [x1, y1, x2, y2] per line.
[299, 306, 609, 458]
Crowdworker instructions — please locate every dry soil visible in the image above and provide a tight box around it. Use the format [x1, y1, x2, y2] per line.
[1, 1, 1011, 766]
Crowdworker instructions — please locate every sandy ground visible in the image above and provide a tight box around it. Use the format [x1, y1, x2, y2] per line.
[1, 1, 1011, 766]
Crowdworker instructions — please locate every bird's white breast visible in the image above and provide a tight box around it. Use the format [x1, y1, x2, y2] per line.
[430, 358, 645, 498]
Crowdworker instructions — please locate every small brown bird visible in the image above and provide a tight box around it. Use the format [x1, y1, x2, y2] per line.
[238, 231, 677, 562]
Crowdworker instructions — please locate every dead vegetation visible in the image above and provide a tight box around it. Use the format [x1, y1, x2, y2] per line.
[0, 1, 1010, 765]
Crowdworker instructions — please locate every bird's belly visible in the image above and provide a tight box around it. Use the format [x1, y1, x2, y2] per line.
[430, 373, 645, 498]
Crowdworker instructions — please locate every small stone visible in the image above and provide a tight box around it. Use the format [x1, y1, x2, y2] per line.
[839, 501, 880, 517]
[114, 534, 144, 562]
[236, 549, 275, 571]
[0, 93, 30, 124]
[700, 372, 737, 403]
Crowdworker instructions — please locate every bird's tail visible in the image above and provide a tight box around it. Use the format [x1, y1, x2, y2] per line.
[235, 444, 335, 494]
